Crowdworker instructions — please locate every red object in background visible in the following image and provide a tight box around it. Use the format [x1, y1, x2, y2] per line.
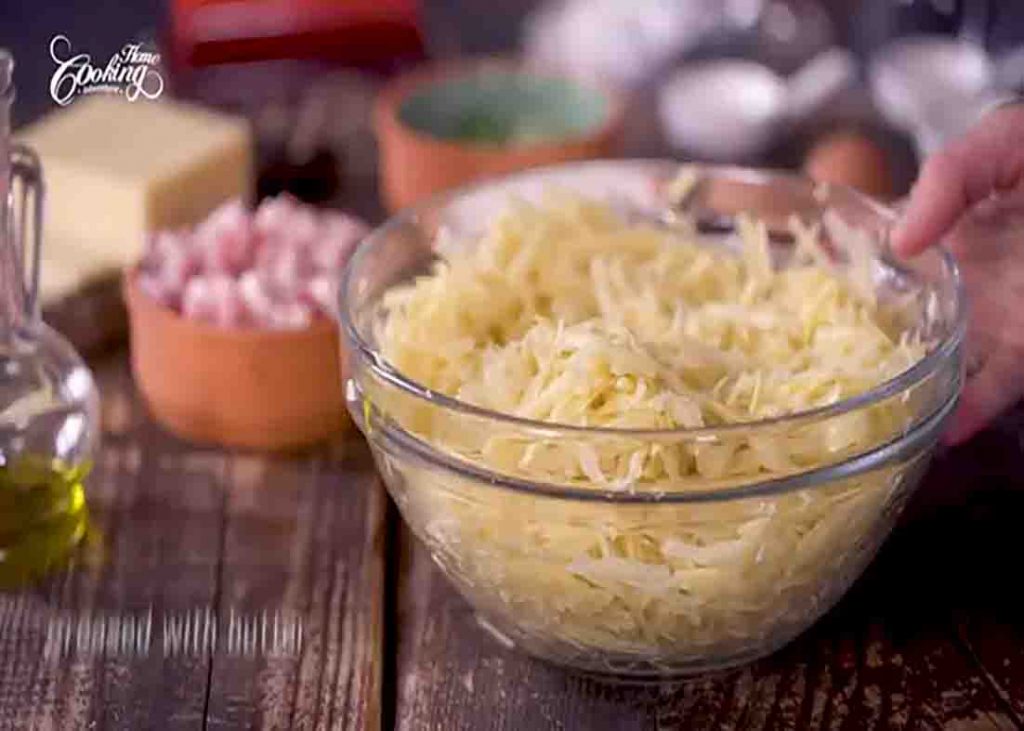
[169, 0, 426, 70]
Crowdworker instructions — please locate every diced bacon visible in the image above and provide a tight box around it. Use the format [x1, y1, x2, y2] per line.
[259, 300, 314, 330]
[252, 194, 298, 234]
[303, 273, 338, 317]
[254, 194, 319, 245]
[138, 194, 366, 329]
[182, 274, 249, 327]
[202, 199, 235, 228]
[139, 232, 199, 309]
[255, 238, 316, 297]
[312, 236, 356, 273]
[143, 229, 188, 264]
[321, 211, 369, 244]
[237, 270, 277, 322]
[194, 200, 256, 275]
[137, 271, 180, 309]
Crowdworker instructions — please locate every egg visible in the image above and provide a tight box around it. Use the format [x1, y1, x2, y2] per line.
[702, 177, 804, 230]
[803, 131, 894, 200]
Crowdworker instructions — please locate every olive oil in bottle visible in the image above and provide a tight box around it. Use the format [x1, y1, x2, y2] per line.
[0, 457, 90, 588]
[0, 51, 99, 589]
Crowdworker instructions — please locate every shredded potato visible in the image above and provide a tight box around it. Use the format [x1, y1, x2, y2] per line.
[367, 191, 936, 671]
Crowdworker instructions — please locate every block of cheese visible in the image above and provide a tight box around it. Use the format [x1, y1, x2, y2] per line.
[16, 95, 252, 304]
[37, 243, 122, 304]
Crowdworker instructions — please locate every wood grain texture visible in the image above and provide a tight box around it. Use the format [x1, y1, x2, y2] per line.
[392, 412, 1024, 731]
[204, 447, 386, 730]
[0, 353, 386, 730]
[942, 414, 1024, 729]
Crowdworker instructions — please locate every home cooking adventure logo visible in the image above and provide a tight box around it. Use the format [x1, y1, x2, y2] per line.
[48, 34, 164, 106]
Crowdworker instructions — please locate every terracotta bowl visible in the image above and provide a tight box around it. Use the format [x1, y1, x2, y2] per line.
[123, 273, 348, 450]
[375, 61, 624, 211]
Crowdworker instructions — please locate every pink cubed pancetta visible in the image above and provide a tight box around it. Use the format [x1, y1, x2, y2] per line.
[182, 274, 249, 327]
[302, 273, 338, 317]
[139, 194, 367, 329]
[193, 200, 256, 275]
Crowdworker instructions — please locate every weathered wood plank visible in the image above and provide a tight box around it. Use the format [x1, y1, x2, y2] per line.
[0, 354, 225, 730]
[203, 444, 386, 730]
[1, 353, 386, 730]
[941, 416, 1024, 727]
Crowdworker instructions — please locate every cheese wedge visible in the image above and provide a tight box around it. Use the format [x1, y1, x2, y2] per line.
[16, 95, 253, 304]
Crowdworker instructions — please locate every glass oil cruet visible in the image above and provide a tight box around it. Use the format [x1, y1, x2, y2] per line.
[0, 50, 99, 588]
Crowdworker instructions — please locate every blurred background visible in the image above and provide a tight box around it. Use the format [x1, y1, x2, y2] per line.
[2, 0, 1023, 211]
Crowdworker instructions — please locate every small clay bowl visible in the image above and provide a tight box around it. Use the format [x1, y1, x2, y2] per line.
[123, 273, 348, 451]
[375, 61, 624, 211]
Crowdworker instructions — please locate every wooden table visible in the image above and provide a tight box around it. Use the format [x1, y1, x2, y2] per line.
[2, 348, 1024, 730]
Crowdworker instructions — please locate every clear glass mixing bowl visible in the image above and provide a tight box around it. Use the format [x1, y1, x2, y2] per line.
[340, 161, 964, 678]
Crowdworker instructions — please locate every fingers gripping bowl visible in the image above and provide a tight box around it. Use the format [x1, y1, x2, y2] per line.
[340, 162, 964, 678]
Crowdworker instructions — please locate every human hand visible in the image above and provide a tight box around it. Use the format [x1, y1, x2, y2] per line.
[892, 103, 1024, 445]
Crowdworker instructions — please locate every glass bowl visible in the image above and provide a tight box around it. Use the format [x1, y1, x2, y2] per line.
[340, 161, 964, 678]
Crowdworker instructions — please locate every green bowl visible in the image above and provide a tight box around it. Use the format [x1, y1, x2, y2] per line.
[397, 68, 613, 147]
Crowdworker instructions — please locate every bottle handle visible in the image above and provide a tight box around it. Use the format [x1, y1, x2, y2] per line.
[8, 143, 43, 321]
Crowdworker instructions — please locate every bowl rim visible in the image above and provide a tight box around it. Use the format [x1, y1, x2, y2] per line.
[340, 158, 966, 441]
[374, 58, 626, 155]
